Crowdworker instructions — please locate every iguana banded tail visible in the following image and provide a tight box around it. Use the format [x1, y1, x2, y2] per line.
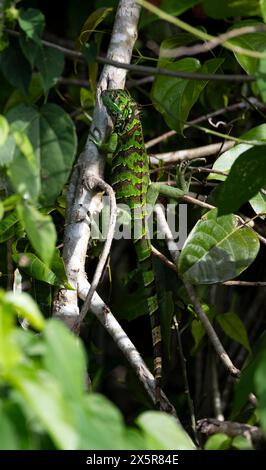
[102, 89, 162, 406]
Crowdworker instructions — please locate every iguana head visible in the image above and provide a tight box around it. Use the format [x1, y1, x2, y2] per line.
[102, 89, 138, 131]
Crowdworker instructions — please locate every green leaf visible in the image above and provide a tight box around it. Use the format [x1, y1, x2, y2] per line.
[0, 406, 19, 450]
[232, 435, 253, 450]
[16, 202, 56, 267]
[0, 134, 16, 166]
[12, 252, 65, 287]
[249, 191, 266, 218]
[0, 114, 9, 145]
[0, 41, 31, 95]
[8, 130, 40, 201]
[43, 320, 87, 401]
[208, 124, 266, 181]
[217, 145, 266, 215]
[226, 21, 266, 75]
[35, 47, 64, 94]
[204, 433, 231, 450]
[136, 411, 196, 450]
[0, 211, 19, 243]
[178, 209, 260, 284]
[0, 292, 22, 370]
[9, 366, 78, 450]
[217, 312, 251, 352]
[73, 394, 126, 450]
[51, 248, 72, 288]
[191, 318, 205, 351]
[256, 51, 266, 103]
[6, 104, 77, 205]
[4, 73, 44, 113]
[18, 8, 45, 43]
[203, 0, 261, 19]
[151, 58, 223, 134]
[4, 291, 45, 331]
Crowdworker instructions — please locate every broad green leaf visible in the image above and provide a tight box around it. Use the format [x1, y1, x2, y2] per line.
[151, 58, 223, 134]
[0, 134, 16, 166]
[0, 201, 3, 220]
[232, 435, 253, 450]
[209, 124, 266, 217]
[0, 114, 9, 145]
[18, 8, 45, 43]
[136, 411, 196, 450]
[217, 312, 251, 352]
[227, 21, 266, 75]
[6, 104, 77, 205]
[209, 124, 266, 180]
[73, 394, 126, 450]
[217, 145, 266, 215]
[203, 0, 261, 19]
[16, 202, 56, 266]
[9, 367, 78, 450]
[0, 297, 22, 370]
[0, 406, 19, 450]
[0, 41, 31, 95]
[8, 130, 39, 201]
[178, 209, 260, 284]
[0, 211, 19, 243]
[4, 74, 44, 113]
[35, 47, 64, 94]
[204, 433, 231, 450]
[12, 252, 65, 287]
[4, 291, 45, 331]
[43, 320, 87, 401]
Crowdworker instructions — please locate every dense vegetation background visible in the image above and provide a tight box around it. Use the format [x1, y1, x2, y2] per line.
[0, 0, 266, 450]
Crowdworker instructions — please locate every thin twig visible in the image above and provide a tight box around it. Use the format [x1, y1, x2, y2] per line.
[151, 245, 177, 272]
[149, 141, 235, 164]
[223, 280, 266, 286]
[77, 276, 177, 417]
[138, 0, 266, 60]
[97, 57, 255, 82]
[184, 281, 240, 377]
[76, 176, 117, 329]
[173, 316, 197, 441]
[6, 28, 256, 82]
[146, 97, 265, 149]
[181, 194, 214, 210]
[197, 418, 264, 446]
[161, 25, 266, 58]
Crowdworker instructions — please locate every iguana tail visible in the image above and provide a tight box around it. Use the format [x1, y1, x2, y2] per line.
[135, 236, 162, 406]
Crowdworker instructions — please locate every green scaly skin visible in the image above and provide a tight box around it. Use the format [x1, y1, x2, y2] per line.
[102, 89, 162, 405]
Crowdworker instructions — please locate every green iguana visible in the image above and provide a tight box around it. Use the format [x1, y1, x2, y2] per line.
[101, 89, 163, 405]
